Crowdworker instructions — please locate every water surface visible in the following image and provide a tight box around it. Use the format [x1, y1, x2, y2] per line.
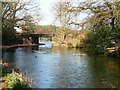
[2, 44, 119, 88]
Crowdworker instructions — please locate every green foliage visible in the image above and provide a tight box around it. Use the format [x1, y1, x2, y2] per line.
[2, 68, 9, 77]
[1, 62, 30, 89]
[6, 73, 30, 89]
[84, 27, 120, 55]
[74, 1, 120, 56]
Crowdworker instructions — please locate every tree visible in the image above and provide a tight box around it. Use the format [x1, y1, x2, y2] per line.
[53, 1, 72, 40]
[20, 15, 36, 34]
[0, 2, 2, 45]
[1, 0, 41, 44]
[114, 2, 120, 30]
[2, 1, 26, 44]
[59, 0, 120, 54]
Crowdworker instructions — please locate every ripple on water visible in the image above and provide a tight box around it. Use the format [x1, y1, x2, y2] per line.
[3, 46, 119, 88]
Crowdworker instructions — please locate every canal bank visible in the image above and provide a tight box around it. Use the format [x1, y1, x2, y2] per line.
[0, 60, 32, 89]
[0, 44, 38, 49]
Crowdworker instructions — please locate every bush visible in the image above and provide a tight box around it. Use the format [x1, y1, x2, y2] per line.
[2, 68, 9, 77]
[6, 73, 30, 89]
[83, 27, 120, 55]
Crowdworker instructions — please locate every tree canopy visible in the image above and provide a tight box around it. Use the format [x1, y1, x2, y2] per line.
[55, 0, 120, 55]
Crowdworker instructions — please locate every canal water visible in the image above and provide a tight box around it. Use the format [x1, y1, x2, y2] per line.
[2, 42, 119, 88]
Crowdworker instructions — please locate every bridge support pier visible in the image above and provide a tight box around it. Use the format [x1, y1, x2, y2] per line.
[50, 36, 52, 41]
[32, 37, 39, 44]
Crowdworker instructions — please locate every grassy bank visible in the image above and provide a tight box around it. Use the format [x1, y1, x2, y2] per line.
[0, 60, 31, 89]
[52, 31, 86, 48]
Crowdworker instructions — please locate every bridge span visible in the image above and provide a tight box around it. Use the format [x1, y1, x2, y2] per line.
[20, 33, 56, 44]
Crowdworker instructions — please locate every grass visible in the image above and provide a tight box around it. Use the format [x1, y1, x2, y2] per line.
[5, 73, 30, 89]
[1, 62, 31, 89]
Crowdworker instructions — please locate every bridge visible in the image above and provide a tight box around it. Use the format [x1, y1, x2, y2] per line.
[20, 33, 56, 44]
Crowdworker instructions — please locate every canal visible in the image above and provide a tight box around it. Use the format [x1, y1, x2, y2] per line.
[2, 42, 119, 88]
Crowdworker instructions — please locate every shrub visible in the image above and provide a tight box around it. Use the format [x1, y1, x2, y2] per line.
[83, 27, 120, 55]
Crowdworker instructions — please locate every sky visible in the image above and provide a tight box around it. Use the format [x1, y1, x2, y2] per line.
[36, 0, 57, 25]
[36, 0, 88, 26]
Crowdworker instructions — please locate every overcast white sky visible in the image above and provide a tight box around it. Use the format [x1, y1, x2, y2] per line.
[36, 0, 57, 25]
[36, 0, 88, 26]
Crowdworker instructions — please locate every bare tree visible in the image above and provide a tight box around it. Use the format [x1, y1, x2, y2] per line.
[63, 1, 120, 32]
[53, 1, 73, 40]
[1, 0, 41, 44]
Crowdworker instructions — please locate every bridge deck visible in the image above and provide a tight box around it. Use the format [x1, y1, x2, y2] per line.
[20, 33, 56, 37]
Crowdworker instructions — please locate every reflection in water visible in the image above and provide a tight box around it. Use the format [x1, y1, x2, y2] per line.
[2, 45, 119, 88]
